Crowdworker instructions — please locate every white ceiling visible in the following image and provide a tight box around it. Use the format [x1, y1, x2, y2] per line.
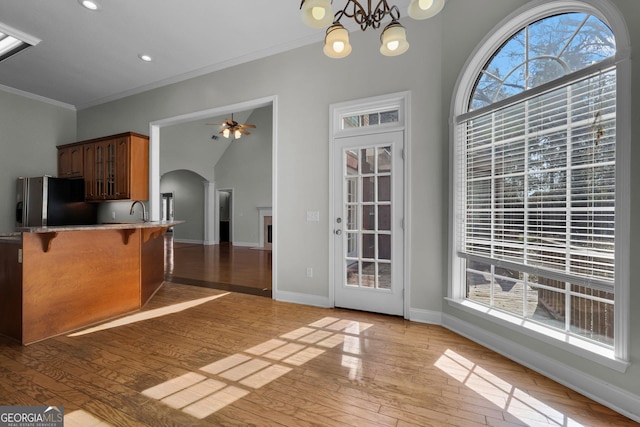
[0, 0, 415, 110]
[0, 1, 306, 109]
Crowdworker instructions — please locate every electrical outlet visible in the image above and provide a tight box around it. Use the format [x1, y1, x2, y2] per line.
[306, 267, 313, 278]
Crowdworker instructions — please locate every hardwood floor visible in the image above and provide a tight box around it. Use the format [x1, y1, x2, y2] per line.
[165, 234, 272, 297]
[0, 282, 635, 426]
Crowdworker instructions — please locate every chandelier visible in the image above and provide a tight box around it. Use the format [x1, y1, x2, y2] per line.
[300, 0, 446, 58]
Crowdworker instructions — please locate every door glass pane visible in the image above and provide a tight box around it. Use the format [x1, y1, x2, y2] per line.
[378, 205, 390, 230]
[346, 150, 358, 175]
[378, 176, 391, 201]
[362, 234, 375, 259]
[362, 205, 375, 230]
[346, 261, 359, 286]
[362, 177, 374, 202]
[361, 148, 375, 173]
[378, 146, 391, 172]
[346, 178, 358, 203]
[346, 205, 358, 230]
[378, 263, 391, 289]
[378, 234, 391, 260]
[361, 262, 375, 288]
[347, 232, 358, 257]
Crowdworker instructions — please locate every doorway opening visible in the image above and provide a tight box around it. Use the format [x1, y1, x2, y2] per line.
[150, 95, 278, 298]
[218, 189, 232, 243]
[161, 192, 175, 222]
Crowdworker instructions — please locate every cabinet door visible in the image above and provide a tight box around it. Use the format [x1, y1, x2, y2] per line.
[84, 144, 97, 200]
[104, 139, 117, 199]
[114, 137, 130, 199]
[58, 148, 70, 177]
[95, 142, 106, 199]
[58, 146, 84, 178]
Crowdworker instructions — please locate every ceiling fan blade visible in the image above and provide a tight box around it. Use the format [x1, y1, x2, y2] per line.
[239, 129, 250, 135]
[242, 124, 256, 128]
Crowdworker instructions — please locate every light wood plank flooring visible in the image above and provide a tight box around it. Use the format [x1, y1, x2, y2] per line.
[0, 282, 635, 426]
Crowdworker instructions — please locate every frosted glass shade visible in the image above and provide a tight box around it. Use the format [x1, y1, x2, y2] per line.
[301, 0, 333, 28]
[380, 23, 409, 56]
[323, 24, 352, 59]
[407, 0, 445, 20]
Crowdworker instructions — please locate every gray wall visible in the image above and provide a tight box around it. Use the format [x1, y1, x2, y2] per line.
[214, 105, 272, 246]
[160, 169, 205, 242]
[0, 91, 76, 232]
[0, 0, 625, 418]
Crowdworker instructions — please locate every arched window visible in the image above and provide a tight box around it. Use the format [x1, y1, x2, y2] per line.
[451, 1, 630, 367]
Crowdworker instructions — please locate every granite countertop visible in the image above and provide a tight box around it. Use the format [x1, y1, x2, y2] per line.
[15, 220, 184, 234]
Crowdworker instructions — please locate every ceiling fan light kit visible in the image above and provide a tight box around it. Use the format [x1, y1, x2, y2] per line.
[300, 0, 446, 58]
[210, 113, 256, 141]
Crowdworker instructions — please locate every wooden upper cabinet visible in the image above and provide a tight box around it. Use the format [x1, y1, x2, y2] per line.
[57, 145, 84, 178]
[58, 132, 149, 201]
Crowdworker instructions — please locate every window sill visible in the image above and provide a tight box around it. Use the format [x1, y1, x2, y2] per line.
[445, 298, 629, 373]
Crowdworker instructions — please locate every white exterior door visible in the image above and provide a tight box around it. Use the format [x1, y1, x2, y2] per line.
[333, 131, 404, 316]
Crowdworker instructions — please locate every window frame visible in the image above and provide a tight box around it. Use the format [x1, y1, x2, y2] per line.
[448, 0, 630, 371]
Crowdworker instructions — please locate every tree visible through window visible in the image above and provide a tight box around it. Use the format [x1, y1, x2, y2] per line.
[456, 12, 617, 347]
[471, 13, 615, 110]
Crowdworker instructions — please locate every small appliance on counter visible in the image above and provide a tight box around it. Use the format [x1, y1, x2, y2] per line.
[16, 176, 97, 228]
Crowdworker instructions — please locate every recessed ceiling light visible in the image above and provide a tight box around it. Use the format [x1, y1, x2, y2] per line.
[0, 23, 40, 63]
[138, 54, 153, 62]
[79, 0, 100, 11]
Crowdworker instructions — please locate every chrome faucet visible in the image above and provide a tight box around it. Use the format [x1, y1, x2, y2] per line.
[129, 200, 148, 222]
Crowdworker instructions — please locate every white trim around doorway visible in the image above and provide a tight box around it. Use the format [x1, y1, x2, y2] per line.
[328, 91, 412, 319]
[149, 95, 278, 299]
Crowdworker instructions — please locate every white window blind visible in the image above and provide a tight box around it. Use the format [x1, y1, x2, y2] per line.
[457, 67, 616, 292]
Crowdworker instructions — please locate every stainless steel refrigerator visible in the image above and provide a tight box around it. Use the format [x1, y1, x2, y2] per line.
[16, 176, 97, 228]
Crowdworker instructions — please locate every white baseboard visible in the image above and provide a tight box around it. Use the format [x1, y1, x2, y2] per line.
[274, 290, 332, 308]
[232, 241, 258, 247]
[409, 307, 443, 324]
[172, 238, 204, 244]
[441, 313, 640, 423]
[172, 240, 259, 247]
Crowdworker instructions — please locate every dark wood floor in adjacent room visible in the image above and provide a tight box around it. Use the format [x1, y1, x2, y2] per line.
[0, 237, 635, 425]
[164, 234, 272, 297]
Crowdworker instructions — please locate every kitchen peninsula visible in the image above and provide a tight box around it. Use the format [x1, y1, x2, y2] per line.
[0, 221, 181, 345]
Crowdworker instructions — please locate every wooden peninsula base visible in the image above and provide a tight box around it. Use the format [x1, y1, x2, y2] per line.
[0, 222, 180, 345]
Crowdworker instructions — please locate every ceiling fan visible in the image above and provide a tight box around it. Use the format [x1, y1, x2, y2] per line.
[208, 113, 255, 140]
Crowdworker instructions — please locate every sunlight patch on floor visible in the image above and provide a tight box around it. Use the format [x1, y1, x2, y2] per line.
[141, 316, 373, 420]
[68, 293, 230, 337]
[435, 349, 586, 426]
[64, 409, 112, 427]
